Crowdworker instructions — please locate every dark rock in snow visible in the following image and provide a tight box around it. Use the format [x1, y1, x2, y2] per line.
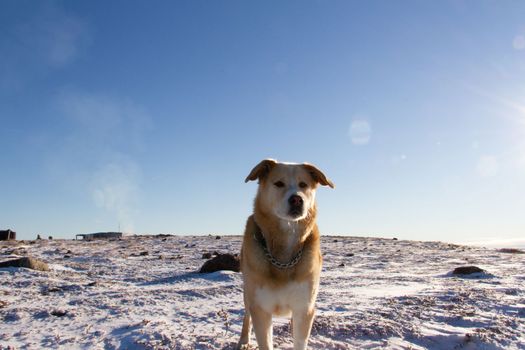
[0, 257, 49, 271]
[199, 253, 240, 273]
[498, 248, 524, 254]
[50, 310, 67, 317]
[452, 266, 485, 275]
[202, 252, 212, 259]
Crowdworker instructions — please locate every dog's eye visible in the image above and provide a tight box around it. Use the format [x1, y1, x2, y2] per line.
[274, 181, 285, 188]
[299, 182, 308, 189]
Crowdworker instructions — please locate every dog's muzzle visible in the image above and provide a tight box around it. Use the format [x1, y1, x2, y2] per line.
[288, 194, 304, 217]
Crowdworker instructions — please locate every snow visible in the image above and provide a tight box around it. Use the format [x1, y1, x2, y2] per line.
[0, 235, 524, 349]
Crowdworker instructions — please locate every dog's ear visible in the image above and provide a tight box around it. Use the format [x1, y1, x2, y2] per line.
[245, 159, 277, 183]
[302, 163, 335, 188]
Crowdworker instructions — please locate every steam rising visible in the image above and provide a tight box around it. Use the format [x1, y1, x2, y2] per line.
[56, 90, 151, 232]
[91, 160, 140, 233]
[349, 119, 372, 145]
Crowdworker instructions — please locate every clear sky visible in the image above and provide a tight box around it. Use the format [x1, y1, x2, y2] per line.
[1, 1, 525, 244]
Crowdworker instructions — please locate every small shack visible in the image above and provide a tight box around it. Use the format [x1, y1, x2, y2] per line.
[75, 232, 123, 241]
[0, 229, 16, 241]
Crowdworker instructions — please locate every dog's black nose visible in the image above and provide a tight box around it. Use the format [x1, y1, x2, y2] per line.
[288, 194, 303, 207]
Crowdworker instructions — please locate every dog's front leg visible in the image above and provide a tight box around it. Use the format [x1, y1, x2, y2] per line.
[250, 305, 273, 350]
[237, 311, 251, 349]
[292, 308, 315, 350]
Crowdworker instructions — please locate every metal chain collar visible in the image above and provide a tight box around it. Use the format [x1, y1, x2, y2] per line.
[262, 243, 303, 269]
[253, 225, 304, 269]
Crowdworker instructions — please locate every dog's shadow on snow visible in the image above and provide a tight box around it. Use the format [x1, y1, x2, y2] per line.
[139, 270, 239, 286]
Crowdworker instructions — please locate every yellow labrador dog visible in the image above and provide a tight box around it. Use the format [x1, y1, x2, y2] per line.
[238, 159, 334, 350]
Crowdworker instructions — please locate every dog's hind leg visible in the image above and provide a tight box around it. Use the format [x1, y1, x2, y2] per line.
[237, 311, 251, 349]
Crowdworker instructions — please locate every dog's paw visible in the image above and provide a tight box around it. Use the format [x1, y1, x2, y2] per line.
[235, 342, 251, 350]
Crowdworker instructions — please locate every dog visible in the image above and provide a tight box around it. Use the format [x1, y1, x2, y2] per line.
[238, 159, 334, 350]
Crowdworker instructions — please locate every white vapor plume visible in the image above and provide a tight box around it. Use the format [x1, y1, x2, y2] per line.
[52, 90, 152, 233]
[91, 159, 141, 233]
[349, 119, 372, 145]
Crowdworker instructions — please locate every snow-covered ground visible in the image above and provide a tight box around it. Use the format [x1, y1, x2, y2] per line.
[1, 235, 524, 349]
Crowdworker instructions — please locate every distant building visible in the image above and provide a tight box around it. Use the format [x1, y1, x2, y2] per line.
[0, 229, 16, 241]
[75, 232, 123, 241]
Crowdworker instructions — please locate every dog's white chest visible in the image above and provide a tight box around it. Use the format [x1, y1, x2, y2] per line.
[255, 281, 313, 317]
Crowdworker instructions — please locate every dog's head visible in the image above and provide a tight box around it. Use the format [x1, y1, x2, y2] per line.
[245, 159, 334, 222]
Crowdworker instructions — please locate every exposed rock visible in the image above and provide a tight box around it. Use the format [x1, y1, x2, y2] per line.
[50, 310, 67, 317]
[498, 248, 524, 254]
[199, 253, 240, 273]
[202, 252, 212, 259]
[0, 257, 49, 271]
[139, 251, 149, 256]
[41, 284, 84, 295]
[452, 266, 485, 275]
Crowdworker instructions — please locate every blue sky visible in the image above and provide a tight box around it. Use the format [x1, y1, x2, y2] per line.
[1, 1, 525, 244]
